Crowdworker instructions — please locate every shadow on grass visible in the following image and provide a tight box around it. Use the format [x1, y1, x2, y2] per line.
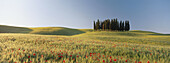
[149, 33, 170, 36]
[31, 28, 86, 36]
[0, 25, 33, 33]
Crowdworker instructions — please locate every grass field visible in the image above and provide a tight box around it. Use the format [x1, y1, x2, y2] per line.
[0, 25, 170, 63]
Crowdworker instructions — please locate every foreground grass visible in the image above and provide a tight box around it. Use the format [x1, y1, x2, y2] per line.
[0, 33, 169, 63]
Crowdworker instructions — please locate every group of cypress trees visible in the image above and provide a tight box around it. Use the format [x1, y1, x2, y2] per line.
[94, 18, 130, 31]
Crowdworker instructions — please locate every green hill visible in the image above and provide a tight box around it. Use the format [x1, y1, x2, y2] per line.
[74, 30, 170, 45]
[30, 27, 85, 36]
[0, 25, 86, 36]
[0, 25, 32, 33]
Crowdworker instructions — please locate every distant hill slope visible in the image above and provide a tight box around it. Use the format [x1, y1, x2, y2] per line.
[0, 25, 32, 33]
[30, 27, 85, 36]
[0, 25, 86, 36]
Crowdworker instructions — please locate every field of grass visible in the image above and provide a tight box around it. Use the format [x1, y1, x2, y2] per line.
[0, 25, 170, 63]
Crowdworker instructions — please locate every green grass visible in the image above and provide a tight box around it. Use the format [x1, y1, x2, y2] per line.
[0, 25, 170, 63]
[0, 33, 169, 63]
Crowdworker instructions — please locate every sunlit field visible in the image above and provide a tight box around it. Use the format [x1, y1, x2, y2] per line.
[0, 31, 169, 63]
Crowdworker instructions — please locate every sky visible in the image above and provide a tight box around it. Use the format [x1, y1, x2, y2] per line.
[0, 0, 170, 34]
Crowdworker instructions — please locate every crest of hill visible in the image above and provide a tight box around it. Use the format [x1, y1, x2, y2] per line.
[0, 25, 86, 36]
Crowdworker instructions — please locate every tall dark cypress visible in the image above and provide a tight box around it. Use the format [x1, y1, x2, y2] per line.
[122, 21, 125, 31]
[111, 19, 114, 31]
[96, 19, 100, 30]
[120, 21, 123, 31]
[115, 18, 119, 31]
[127, 21, 130, 31]
[94, 21, 96, 31]
[113, 19, 116, 31]
[125, 21, 130, 31]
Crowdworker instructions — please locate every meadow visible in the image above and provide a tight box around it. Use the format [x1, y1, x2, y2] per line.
[0, 25, 170, 63]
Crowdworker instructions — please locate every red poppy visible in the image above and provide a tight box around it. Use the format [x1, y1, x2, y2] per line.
[63, 60, 65, 62]
[103, 60, 105, 62]
[45, 60, 47, 62]
[147, 61, 150, 63]
[110, 56, 112, 58]
[138, 61, 142, 63]
[30, 61, 32, 63]
[77, 56, 79, 57]
[28, 56, 30, 58]
[33, 53, 36, 56]
[41, 55, 43, 58]
[125, 60, 127, 62]
[70, 55, 72, 57]
[19, 48, 20, 50]
[23, 50, 25, 51]
[110, 60, 112, 62]
[114, 59, 117, 61]
[90, 55, 92, 56]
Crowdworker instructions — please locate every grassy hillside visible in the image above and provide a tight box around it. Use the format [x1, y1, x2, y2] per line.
[0, 25, 86, 36]
[30, 27, 85, 36]
[74, 31, 170, 46]
[0, 25, 32, 33]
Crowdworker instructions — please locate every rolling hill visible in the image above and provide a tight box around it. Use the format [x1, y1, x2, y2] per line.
[0, 25, 87, 36]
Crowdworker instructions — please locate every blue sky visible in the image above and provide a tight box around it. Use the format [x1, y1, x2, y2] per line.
[0, 0, 170, 33]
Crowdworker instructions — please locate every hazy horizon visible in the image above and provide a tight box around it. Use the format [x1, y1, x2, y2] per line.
[0, 0, 170, 34]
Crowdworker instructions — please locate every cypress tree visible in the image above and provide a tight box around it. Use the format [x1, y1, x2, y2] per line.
[96, 19, 100, 30]
[120, 21, 123, 31]
[111, 19, 114, 31]
[113, 19, 116, 31]
[115, 18, 119, 31]
[94, 21, 96, 31]
[125, 20, 130, 31]
[122, 21, 125, 31]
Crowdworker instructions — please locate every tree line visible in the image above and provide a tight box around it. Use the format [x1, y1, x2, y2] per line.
[93, 18, 130, 31]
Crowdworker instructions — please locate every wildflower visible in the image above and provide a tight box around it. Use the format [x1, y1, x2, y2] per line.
[110, 60, 112, 62]
[63, 60, 65, 62]
[28, 56, 30, 58]
[138, 61, 142, 63]
[70, 55, 72, 57]
[147, 61, 150, 63]
[19, 48, 20, 50]
[125, 60, 127, 62]
[33, 53, 36, 56]
[103, 60, 105, 62]
[41, 55, 44, 58]
[114, 59, 117, 61]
